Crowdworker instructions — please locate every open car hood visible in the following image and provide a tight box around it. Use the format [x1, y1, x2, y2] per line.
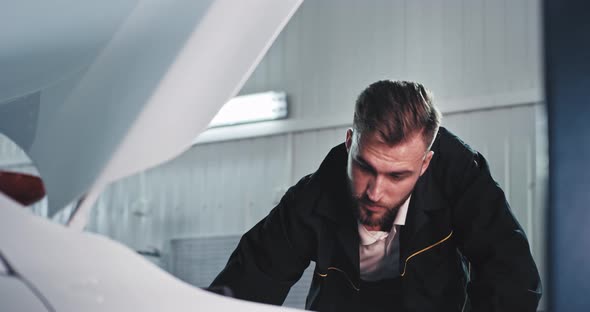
[0, 0, 303, 310]
[0, 0, 301, 225]
[0, 193, 301, 311]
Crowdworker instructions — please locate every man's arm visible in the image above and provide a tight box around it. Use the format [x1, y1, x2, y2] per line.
[451, 151, 542, 311]
[210, 177, 315, 305]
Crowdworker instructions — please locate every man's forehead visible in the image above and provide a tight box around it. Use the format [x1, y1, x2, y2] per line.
[351, 131, 425, 173]
[355, 130, 427, 158]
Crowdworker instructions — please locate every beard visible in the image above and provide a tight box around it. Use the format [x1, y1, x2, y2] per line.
[351, 193, 410, 232]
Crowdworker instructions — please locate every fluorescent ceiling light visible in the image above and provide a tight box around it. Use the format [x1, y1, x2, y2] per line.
[208, 91, 287, 127]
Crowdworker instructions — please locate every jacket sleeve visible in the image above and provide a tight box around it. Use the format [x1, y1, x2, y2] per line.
[448, 149, 542, 312]
[209, 177, 315, 305]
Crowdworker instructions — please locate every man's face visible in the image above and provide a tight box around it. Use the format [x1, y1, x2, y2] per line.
[345, 128, 433, 231]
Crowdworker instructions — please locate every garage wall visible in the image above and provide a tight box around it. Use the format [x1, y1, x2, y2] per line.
[241, 0, 541, 119]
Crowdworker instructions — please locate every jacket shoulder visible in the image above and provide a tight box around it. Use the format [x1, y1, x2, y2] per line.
[428, 127, 484, 199]
[432, 127, 478, 162]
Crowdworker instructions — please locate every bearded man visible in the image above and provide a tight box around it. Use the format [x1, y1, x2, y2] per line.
[210, 80, 541, 312]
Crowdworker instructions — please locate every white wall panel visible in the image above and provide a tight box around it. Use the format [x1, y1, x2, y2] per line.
[236, 0, 542, 123]
[463, 0, 486, 97]
[291, 127, 348, 184]
[88, 134, 291, 251]
[444, 105, 539, 240]
[483, 0, 506, 95]
[528, 0, 543, 90]
[443, 103, 546, 309]
[194, 0, 542, 146]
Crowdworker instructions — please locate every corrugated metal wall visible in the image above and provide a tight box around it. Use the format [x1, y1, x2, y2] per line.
[0, 0, 546, 309]
[240, 0, 542, 119]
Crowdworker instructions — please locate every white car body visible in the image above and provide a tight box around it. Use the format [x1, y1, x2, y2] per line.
[0, 0, 303, 310]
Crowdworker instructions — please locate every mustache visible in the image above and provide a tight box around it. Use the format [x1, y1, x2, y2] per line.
[354, 194, 388, 210]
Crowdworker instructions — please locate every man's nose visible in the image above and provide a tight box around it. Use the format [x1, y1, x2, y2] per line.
[366, 175, 384, 202]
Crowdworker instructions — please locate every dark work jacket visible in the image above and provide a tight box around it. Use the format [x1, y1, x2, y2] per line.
[211, 127, 542, 311]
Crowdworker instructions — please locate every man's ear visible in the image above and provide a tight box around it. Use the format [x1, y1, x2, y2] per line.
[420, 151, 434, 176]
[345, 128, 353, 153]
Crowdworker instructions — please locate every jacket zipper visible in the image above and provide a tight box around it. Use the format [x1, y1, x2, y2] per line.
[317, 230, 453, 291]
[400, 231, 453, 277]
[316, 267, 360, 291]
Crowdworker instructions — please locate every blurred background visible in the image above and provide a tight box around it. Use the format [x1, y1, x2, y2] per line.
[0, 0, 547, 310]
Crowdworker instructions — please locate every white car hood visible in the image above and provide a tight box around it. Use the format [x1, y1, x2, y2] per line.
[0, 193, 301, 311]
[0, 0, 303, 310]
[0, 0, 301, 225]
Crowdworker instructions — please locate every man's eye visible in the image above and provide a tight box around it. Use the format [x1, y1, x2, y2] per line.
[389, 174, 403, 181]
[355, 160, 371, 172]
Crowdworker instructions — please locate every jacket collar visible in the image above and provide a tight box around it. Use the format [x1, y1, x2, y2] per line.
[313, 143, 360, 276]
[314, 143, 353, 225]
